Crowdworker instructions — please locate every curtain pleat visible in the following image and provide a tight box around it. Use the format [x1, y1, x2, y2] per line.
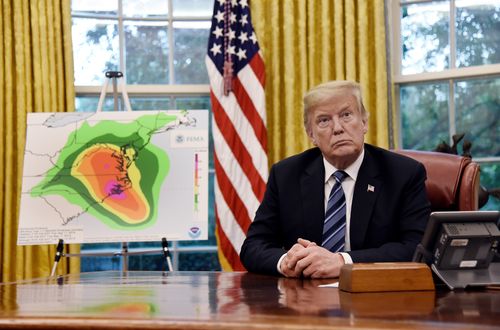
[251, 0, 391, 165]
[1, 0, 78, 282]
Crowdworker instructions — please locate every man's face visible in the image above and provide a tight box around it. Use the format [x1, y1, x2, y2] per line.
[306, 93, 367, 169]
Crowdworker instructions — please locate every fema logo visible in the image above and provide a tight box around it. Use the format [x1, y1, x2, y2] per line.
[188, 227, 201, 239]
[176, 134, 184, 143]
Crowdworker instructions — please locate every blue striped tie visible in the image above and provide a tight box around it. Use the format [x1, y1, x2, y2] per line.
[322, 170, 348, 252]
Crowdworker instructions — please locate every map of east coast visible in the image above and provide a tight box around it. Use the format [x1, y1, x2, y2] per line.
[17, 110, 208, 245]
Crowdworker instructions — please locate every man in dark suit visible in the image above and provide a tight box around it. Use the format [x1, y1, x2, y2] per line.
[240, 80, 431, 278]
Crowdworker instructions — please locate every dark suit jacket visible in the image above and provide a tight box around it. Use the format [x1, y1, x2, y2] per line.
[240, 144, 431, 275]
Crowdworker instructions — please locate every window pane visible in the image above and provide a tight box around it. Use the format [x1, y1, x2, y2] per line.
[128, 241, 164, 249]
[80, 242, 121, 272]
[401, 1, 450, 74]
[76, 96, 127, 112]
[125, 21, 169, 84]
[455, 77, 500, 157]
[173, 21, 210, 84]
[174, 96, 211, 110]
[81, 256, 123, 271]
[478, 162, 500, 211]
[76, 97, 213, 112]
[400, 83, 449, 150]
[128, 254, 164, 271]
[178, 251, 221, 271]
[72, 18, 119, 85]
[172, 0, 213, 17]
[130, 97, 172, 110]
[456, 1, 500, 67]
[123, 0, 168, 18]
[72, 0, 117, 15]
[80, 250, 222, 271]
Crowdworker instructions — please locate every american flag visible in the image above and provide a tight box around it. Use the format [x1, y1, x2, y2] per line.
[205, 0, 268, 271]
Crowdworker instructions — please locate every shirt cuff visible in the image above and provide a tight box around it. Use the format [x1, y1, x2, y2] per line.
[277, 253, 287, 275]
[339, 252, 353, 264]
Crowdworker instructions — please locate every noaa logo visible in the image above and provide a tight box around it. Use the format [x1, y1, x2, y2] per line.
[176, 135, 184, 143]
[188, 227, 201, 239]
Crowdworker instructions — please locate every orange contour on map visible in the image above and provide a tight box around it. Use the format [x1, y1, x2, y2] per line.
[72, 144, 150, 224]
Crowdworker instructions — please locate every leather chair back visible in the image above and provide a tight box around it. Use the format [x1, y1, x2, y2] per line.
[393, 150, 480, 211]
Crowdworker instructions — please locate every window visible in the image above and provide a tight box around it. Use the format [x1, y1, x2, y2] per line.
[71, 0, 220, 271]
[390, 0, 500, 210]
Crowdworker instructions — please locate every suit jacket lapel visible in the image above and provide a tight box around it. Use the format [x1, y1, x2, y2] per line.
[350, 147, 383, 250]
[300, 153, 325, 244]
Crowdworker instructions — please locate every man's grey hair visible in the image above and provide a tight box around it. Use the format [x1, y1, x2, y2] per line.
[303, 80, 369, 131]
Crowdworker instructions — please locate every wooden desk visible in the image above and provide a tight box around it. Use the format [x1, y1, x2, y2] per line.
[0, 271, 499, 329]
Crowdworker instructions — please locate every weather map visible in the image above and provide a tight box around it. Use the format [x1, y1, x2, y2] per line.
[17, 110, 209, 245]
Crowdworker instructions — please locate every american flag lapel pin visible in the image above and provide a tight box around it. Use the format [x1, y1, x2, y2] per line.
[367, 184, 375, 192]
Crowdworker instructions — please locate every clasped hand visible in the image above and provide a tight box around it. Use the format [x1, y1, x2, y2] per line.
[280, 238, 344, 278]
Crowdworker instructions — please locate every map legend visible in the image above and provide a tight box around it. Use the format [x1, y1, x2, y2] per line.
[194, 153, 200, 212]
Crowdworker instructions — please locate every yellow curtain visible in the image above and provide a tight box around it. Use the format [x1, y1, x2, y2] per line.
[0, 0, 79, 282]
[250, 0, 391, 164]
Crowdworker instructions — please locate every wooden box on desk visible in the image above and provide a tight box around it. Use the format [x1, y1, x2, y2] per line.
[339, 262, 435, 292]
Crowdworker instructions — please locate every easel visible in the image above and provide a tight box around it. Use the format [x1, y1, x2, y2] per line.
[96, 71, 132, 112]
[51, 237, 174, 276]
[50, 71, 174, 276]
